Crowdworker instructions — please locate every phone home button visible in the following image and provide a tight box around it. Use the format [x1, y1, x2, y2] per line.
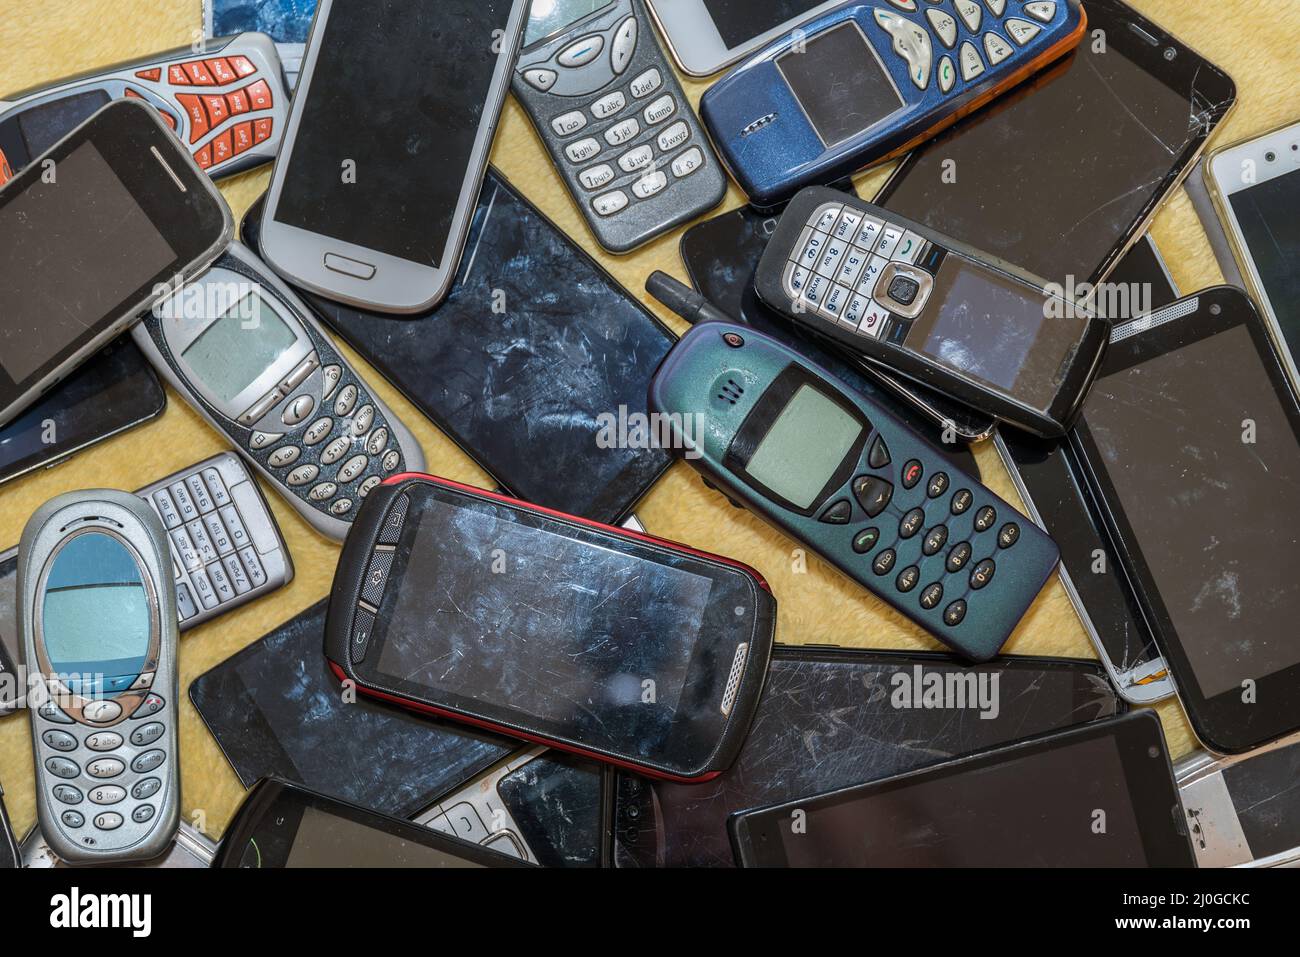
[323, 253, 377, 280]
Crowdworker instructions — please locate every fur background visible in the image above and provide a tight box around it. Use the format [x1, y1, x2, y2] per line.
[0, 0, 1296, 844]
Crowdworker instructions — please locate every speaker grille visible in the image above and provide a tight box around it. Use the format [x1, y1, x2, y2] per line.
[720, 642, 749, 716]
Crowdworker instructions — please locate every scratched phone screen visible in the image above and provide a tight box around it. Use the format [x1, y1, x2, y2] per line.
[211, 0, 316, 43]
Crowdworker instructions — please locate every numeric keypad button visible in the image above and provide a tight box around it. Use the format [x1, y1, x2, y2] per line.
[130, 722, 166, 747]
[589, 93, 624, 120]
[552, 110, 587, 135]
[922, 524, 950, 556]
[974, 506, 997, 532]
[618, 145, 654, 173]
[959, 41, 985, 80]
[946, 542, 973, 573]
[970, 559, 997, 590]
[579, 164, 615, 190]
[657, 120, 689, 151]
[333, 384, 358, 417]
[896, 566, 920, 592]
[42, 730, 77, 752]
[872, 548, 898, 576]
[133, 805, 156, 824]
[54, 785, 83, 805]
[132, 778, 162, 800]
[287, 464, 320, 487]
[920, 583, 944, 610]
[93, 812, 124, 831]
[594, 190, 629, 216]
[86, 759, 124, 779]
[303, 417, 333, 445]
[630, 68, 661, 98]
[927, 472, 950, 499]
[62, 811, 84, 828]
[84, 732, 121, 751]
[998, 523, 1021, 549]
[1006, 18, 1042, 45]
[899, 508, 925, 538]
[46, 757, 79, 779]
[944, 600, 968, 626]
[268, 446, 300, 468]
[131, 750, 166, 774]
[951, 489, 973, 515]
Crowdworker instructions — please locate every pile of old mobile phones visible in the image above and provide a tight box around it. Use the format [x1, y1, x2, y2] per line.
[324, 473, 776, 782]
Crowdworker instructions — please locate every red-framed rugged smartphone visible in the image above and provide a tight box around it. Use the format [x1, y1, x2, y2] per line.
[324, 474, 776, 783]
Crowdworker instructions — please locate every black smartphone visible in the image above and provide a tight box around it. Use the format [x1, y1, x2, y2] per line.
[874, 0, 1236, 291]
[0, 337, 164, 487]
[213, 779, 533, 867]
[679, 199, 995, 449]
[324, 474, 777, 783]
[241, 171, 674, 525]
[1071, 287, 1300, 754]
[189, 600, 517, 819]
[0, 786, 17, 869]
[995, 235, 1180, 704]
[615, 645, 1123, 868]
[730, 712, 1194, 867]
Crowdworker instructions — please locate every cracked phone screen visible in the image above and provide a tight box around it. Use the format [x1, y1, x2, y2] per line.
[1221, 739, 1300, 858]
[1082, 324, 1300, 699]
[615, 652, 1121, 867]
[877, 5, 1229, 286]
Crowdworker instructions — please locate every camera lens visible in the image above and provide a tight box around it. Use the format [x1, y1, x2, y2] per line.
[1266, 151, 1277, 163]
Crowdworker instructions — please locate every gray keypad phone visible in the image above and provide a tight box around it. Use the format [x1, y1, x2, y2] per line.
[512, 0, 726, 253]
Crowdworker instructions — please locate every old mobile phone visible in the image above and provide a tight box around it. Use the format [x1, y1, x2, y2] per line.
[22, 819, 217, 868]
[133, 241, 426, 541]
[206, 0, 316, 86]
[0, 99, 232, 428]
[513, 0, 726, 253]
[646, 0, 847, 76]
[729, 711, 1194, 867]
[756, 186, 1108, 437]
[414, 746, 607, 867]
[0, 33, 286, 180]
[994, 235, 1178, 704]
[325, 474, 776, 782]
[20, 490, 180, 864]
[0, 338, 165, 488]
[240, 174, 674, 526]
[1205, 120, 1300, 389]
[1176, 736, 1300, 868]
[876, 0, 1236, 290]
[191, 600, 516, 819]
[616, 645, 1123, 868]
[215, 779, 532, 868]
[680, 196, 996, 444]
[1071, 287, 1300, 755]
[259, 0, 528, 313]
[700, 1, 1086, 208]
[650, 322, 1059, 662]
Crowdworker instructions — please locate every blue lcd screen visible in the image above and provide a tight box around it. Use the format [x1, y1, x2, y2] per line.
[42, 533, 149, 680]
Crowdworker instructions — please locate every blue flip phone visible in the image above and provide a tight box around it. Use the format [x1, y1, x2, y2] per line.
[700, 0, 1086, 208]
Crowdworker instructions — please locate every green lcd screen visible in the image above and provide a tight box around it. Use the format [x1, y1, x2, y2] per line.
[181, 295, 298, 404]
[746, 384, 863, 509]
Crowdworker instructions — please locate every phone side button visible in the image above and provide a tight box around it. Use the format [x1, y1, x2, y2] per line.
[351, 607, 376, 665]
[323, 253, 377, 280]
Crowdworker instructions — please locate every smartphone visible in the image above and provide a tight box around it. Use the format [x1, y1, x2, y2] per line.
[616, 645, 1124, 868]
[874, 0, 1236, 291]
[205, 0, 317, 85]
[646, 0, 848, 76]
[1205, 119, 1300, 390]
[1071, 287, 1300, 754]
[0, 785, 17, 869]
[995, 235, 1179, 704]
[0, 338, 164, 488]
[650, 322, 1059, 662]
[240, 172, 676, 526]
[259, 0, 528, 313]
[20, 490, 180, 864]
[679, 197, 996, 446]
[213, 779, 532, 867]
[701, 1, 1086, 208]
[729, 711, 1194, 867]
[190, 600, 516, 819]
[0, 99, 232, 428]
[325, 474, 777, 782]
[756, 187, 1108, 437]
[1176, 736, 1300, 868]
[512, 0, 727, 253]
[22, 819, 217, 868]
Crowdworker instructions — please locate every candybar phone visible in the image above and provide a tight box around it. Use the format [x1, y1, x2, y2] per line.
[133, 241, 426, 541]
[213, 779, 532, 867]
[240, 174, 673, 526]
[325, 474, 776, 782]
[0, 99, 232, 428]
[679, 197, 996, 445]
[616, 645, 1124, 868]
[0, 338, 164, 488]
[259, 0, 528, 313]
[875, 0, 1236, 290]
[513, 0, 726, 253]
[729, 711, 1194, 867]
[20, 490, 180, 864]
[756, 186, 1108, 437]
[701, 0, 1086, 207]
[22, 820, 216, 868]
[1176, 736, 1300, 868]
[1070, 287, 1300, 754]
[649, 322, 1058, 662]
[0, 33, 286, 179]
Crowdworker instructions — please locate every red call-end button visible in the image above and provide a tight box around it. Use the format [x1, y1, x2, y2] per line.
[228, 55, 257, 77]
[211, 130, 234, 165]
[175, 94, 209, 142]
[193, 145, 213, 169]
[245, 79, 273, 110]
[253, 117, 273, 143]
[232, 121, 254, 155]
[167, 64, 189, 85]
[135, 67, 161, 81]
[182, 60, 216, 85]
[206, 58, 237, 84]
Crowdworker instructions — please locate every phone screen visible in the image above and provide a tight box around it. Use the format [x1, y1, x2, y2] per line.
[189, 601, 516, 819]
[0, 553, 19, 712]
[273, 1, 516, 267]
[1221, 741, 1300, 859]
[615, 650, 1121, 867]
[876, 0, 1233, 286]
[495, 752, 604, 867]
[285, 806, 486, 868]
[210, 0, 316, 43]
[243, 173, 674, 524]
[700, 0, 825, 48]
[1228, 165, 1300, 366]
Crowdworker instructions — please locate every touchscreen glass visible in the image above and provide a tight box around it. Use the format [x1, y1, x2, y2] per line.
[1221, 741, 1300, 858]
[702, 0, 826, 49]
[286, 806, 485, 868]
[1229, 167, 1300, 367]
[275, 1, 516, 266]
[1081, 324, 1300, 699]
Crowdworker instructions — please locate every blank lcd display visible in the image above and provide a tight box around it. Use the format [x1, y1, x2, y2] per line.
[181, 296, 297, 405]
[702, 0, 826, 49]
[1228, 168, 1300, 369]
[746, 385, 862, 509]
[285, 806, 486, 868]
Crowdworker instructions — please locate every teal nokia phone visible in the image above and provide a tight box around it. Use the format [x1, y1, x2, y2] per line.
[648, 322, 1060, 661]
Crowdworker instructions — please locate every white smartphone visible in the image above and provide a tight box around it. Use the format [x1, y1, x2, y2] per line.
[1206, 119, 1300, 390]
[259, 0, 528, 314]
[645, 0, 845, 76]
